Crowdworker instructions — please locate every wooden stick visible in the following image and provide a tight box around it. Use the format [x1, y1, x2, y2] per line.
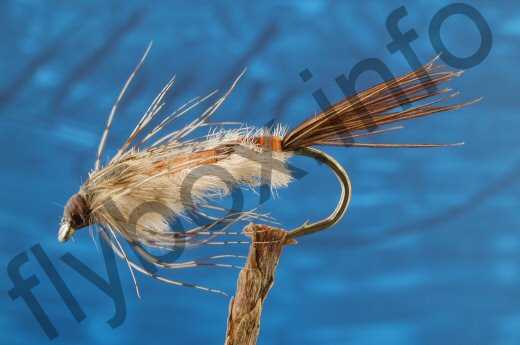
[224, 223, 296, 345]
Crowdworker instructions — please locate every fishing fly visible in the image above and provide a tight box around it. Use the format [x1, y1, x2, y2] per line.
[58, 43, 477, 296]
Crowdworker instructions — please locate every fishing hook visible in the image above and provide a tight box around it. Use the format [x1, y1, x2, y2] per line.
[287, 147, 352, 239]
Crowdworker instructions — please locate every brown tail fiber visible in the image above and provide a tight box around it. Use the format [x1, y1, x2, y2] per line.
[282, 59, 479, 150]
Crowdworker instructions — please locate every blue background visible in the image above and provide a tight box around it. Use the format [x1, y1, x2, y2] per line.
[1, 1, 518, 344]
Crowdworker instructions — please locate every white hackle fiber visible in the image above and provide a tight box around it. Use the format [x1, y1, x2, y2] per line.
[82, 51, 293, 251]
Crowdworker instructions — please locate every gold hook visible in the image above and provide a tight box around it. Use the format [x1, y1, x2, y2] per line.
[287, 147, 352, 240]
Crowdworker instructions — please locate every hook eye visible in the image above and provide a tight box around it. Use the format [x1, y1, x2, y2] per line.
[58, 221, 76, 242]
[286, 147, 352, 240]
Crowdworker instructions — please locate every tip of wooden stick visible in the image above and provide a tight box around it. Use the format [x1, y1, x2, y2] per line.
[283, 237, 298, 245]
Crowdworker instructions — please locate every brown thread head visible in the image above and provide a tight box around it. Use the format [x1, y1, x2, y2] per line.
[63, 193, 92, 230]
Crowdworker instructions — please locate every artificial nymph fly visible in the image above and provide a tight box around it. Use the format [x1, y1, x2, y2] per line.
[58, 44, 477, 296]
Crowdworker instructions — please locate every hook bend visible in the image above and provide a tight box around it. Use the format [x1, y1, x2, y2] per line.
[287, 147, 352, 240]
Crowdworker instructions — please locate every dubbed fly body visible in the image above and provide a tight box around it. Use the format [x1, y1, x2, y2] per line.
[58, 44, 477, 296]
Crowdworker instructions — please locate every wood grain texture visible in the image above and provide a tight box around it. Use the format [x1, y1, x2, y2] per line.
[224, 223, 295, 345]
